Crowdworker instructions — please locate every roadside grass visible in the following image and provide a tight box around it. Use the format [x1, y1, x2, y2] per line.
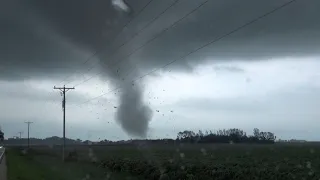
[6, 148, 141, 180]
[6, 148, 61, 180]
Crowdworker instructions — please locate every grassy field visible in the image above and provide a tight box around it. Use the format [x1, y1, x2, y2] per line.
[6, 143, 320, 180]
[6, 147, 139, 180]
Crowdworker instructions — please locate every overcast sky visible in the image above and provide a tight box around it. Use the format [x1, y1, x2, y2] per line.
[1, 0, 320, 141]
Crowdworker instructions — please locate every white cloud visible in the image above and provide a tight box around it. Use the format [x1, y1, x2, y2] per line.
[1, 58, 320, 141]
[145, 57, 320, 104]
[142, 58, 320, 140]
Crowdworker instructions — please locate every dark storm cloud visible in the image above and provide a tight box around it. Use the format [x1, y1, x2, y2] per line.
[101, 0, 320, 77]
[2, 0, 319, 81]
[0, 0, 96, 81]
[1, 0, 319, 137]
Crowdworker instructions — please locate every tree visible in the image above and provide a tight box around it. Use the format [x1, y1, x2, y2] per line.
[266, 132, 276, 141]
[0, 130, 4, 142]
[177, 130, 195, 140]
[197, 130, 204, 138]
[253, 128, 260, 139]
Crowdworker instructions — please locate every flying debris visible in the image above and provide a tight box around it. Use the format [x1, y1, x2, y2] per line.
[114, 106, 117, 109]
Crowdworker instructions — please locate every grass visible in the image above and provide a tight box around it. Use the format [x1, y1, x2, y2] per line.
[6, 148, 140, 180]
[6, 143, 320, 179]
[6, 148, 62, 180]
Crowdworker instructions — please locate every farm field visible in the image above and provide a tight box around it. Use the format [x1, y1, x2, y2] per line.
[6, 147, 140, 180]
[6, 143, 320, 180]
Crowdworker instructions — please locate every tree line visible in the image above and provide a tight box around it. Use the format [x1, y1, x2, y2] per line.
[176, 128, 276, 144]
[1, 128, 276, 145]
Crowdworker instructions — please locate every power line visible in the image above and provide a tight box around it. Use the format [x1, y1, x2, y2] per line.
[66, 0, 181, 87]
[53, 85, 75, 162]
[78, 0, 298, 105]
[59, 0, 154, 85]
[100, 0, 206, 71]
[67, 0, 206, 88]
[24, 121, 33, 148]
[95, 0, 180, 73]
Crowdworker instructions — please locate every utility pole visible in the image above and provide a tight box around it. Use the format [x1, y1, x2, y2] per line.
[54, 85, 75, 161]
[25, 121, 33, 148]
[18, 131, 23, 139]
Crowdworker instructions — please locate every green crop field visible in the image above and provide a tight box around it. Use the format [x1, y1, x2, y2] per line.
[6, 143, 320, 180]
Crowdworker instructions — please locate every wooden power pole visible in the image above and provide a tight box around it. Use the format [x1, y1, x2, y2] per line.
[54, 85, 75, 161]
[25, 121, 33, 148]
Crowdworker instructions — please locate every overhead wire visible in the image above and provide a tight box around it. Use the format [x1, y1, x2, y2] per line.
[92, 0, 181, 73]
[58, 0, 154, 85]
[66, 0, 181, 88]
[67, 0, 205, 88]
[77, 0, 298, 106]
